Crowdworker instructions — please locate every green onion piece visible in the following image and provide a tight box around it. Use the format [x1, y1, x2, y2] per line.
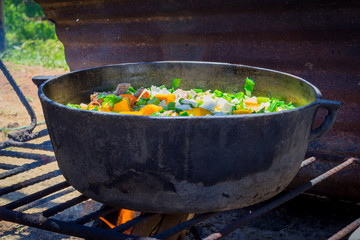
[102, 94, 123, 108]
[235, 92, 244, 100]
[257, 97, 270, 103]
[257, 107, 265, 113]
[169, 87, 175, 93]
[66, 103, 81, 109]
[193, 89, 203, 93]
[214, 90, 223, 97]
[268, 100, 278, 112]
[159, 85, 166, 89]
[197, 100, 204, 107]
[127, 86, 136, 93]
[148, 97, 160, 105]
[171, 78, 182, 88]
[244, 77, 255, 97]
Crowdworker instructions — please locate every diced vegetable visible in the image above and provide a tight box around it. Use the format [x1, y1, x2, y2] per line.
[139, 104, 163, 115]
[233, 109, 253, 114]
[113, 99, 131, 112]
[244, 77, 255, 97]
[171, 78, 182, 88]
[155, 94, 176, 104]
[66, 77, 296, 117]
[118, 111, 143, 115]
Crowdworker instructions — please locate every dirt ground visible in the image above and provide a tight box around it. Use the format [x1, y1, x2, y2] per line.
[0, 62, 68, 141]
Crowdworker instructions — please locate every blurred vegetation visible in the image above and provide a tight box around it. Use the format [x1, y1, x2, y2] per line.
[2, 0, 69, 69]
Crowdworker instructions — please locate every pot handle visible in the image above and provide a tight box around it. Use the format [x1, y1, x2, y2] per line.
[309, 99, 342, 141]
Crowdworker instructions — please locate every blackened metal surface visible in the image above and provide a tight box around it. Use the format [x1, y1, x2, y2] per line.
[38, 62, 341, 213]
[34, 0, 360, 200]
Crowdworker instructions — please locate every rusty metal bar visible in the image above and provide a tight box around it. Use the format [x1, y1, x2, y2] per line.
[0, 163, 18, 170]
[74, 205, 118, 225]
[4, 181, 70, 210]
[152, 212, 218, 239]
[0, 150, 55, 162]
[300, 156, 317, 167]
[0, 157, 56, 180]
[113, 213, 159, 233]
[1, 140, 53, 151]
[0, 169, 61, 196]
[203, 157, 359, 240]
[0, 207, 154, 240]
[42, 195, 89, 218]
[17, 188, 75, 213]
[328, 217, 360, 240]
[0, 129, 50, 150]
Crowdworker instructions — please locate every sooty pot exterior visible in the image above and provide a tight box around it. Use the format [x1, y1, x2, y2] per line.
[39, 62, 341, 213]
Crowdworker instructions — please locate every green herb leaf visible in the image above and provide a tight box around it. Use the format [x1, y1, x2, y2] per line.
[97, 93, 107, 99]
[148, 97, 160, 105]
[193, 89, 203, 93]
[179, 112, 189, 116]
[171, 78, 182, 88]
[244, 77, 255, 97]
[135, 97, 149, 106]
[235, 92, 244, 100]
[167, 102, 176, 110]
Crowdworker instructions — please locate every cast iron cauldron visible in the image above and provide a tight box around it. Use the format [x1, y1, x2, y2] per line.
[39, 61, 341, 213]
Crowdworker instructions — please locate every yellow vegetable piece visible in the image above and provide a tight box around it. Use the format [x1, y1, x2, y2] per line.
[183, 107, 213, 116]
[113, 99, 131, 112]
[100, 105, 112, 112]
[154, 94, 176, 104]
[233, 109, 253, 114]
[118, 111, 143, 115]
[139, 104, 163, 115]
[244, 97, 258, 106]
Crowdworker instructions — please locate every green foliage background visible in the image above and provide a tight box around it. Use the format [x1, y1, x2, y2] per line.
[2, 0, 68, 69]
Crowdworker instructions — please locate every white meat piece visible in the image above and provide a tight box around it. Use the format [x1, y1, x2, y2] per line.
[150, 85, 171, 96]
[158, 100, 167, 108]
[175, 104, 193, 111]
[173, 89, 189, 99]
[200, 101, 218, 111]
[181, 99, 197, 108]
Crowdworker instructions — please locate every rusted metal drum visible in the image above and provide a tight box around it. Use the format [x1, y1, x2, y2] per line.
[35, 0, 360, 200]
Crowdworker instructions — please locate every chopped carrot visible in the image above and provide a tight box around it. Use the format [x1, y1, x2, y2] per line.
[139, 104, 163, 115]
[120, 94, 137, 106]
[140, 91, 150, 99]
[181, 107, 214, 116]
[155, 94, 176, 104]
[233, 109, 253, 114]
[113, 99, 131, 112]
[118, 111, 143, 115]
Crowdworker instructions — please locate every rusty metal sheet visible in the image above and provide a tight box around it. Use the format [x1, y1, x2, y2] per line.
[35, 0, 360, 200]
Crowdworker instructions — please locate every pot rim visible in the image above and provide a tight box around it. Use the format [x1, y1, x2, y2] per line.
[38, 60, 323, 119]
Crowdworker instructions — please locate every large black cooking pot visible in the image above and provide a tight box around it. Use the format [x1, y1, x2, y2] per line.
[39, 61, 341, 213]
